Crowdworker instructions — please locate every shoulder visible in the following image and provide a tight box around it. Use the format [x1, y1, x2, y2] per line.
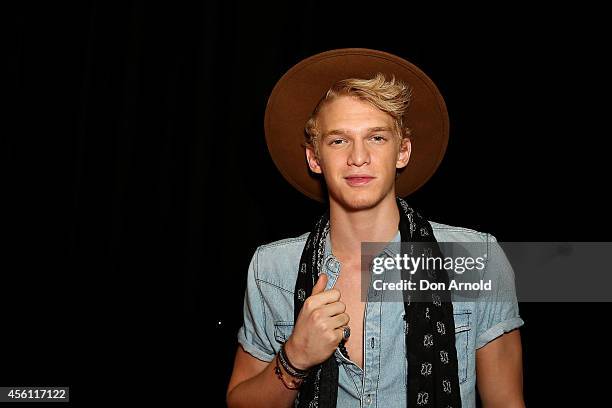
[250, 222, 498, 288]
[255, 232, 310, 265]
[250, 232, 309, 292]
[428, 220, 495, 243]
[257, 232, 310, 251]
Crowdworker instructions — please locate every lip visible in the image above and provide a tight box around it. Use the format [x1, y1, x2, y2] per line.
[344, 174, 375, 186]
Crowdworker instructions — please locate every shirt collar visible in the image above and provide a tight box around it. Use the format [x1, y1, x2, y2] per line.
[324, 230, 402, 261]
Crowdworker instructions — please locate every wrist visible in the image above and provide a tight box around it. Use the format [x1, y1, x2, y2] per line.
[284, 337, 311, 371]
[276, 355, 305, 381]
[274, 354, 303, 390]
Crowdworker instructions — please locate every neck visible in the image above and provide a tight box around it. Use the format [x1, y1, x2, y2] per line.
[328, 191, 400, 264]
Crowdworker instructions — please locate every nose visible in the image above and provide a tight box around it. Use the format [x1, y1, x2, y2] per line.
[347, 139, 370, 166]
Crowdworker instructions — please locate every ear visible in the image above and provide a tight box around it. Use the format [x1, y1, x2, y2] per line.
[396, 137, 411, 169]
[306, 146, 323, 174]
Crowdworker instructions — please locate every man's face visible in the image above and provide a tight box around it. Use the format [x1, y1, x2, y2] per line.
[306, 95, 411, 211]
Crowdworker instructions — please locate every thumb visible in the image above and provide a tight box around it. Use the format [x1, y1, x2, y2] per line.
[311, 273, 328, 296]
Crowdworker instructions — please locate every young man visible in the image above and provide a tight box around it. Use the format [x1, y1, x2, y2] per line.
[227, 49, 525, 408]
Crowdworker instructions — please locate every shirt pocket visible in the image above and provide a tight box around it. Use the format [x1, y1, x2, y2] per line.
[454, 310, 472, 384]
[274, 321, 295, 344]
[401, 311, 472, 386]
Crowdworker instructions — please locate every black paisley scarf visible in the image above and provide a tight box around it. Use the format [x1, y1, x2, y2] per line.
[293, 197, 462, 408]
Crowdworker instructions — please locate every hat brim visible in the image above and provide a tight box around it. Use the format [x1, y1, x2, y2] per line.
[264, 48, 449, 202]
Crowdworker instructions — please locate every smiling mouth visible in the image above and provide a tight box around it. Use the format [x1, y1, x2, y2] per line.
[345, 176, 375, 186]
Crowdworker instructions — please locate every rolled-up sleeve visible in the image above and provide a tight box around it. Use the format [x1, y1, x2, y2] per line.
[475, 234, 525, 349]
[237, 248, 276, 362]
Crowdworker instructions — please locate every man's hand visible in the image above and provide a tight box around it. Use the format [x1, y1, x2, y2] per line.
[284, 274, 350, 370]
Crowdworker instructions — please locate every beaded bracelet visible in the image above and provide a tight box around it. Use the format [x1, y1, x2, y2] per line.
[274, 353, 303, 390]
[278, 344, 310, 379]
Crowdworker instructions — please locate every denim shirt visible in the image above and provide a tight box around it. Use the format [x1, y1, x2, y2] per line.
[237, 220, 524, 408]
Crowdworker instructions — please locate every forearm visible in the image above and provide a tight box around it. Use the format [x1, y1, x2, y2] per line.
[226, 356, 298, 408]
[479, 379, 524, 408]
[481, 396, 525, 408]
[478, 364, 524, 408]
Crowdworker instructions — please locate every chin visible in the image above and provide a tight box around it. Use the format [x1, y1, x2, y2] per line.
[331, 189, 387, 212]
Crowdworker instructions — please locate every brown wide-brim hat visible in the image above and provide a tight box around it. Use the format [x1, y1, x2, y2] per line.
[264, 48, 449, 202]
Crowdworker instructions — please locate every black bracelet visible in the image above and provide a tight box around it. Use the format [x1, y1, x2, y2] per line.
[279, 343, 310, 379]
[275, 354, 302, 389]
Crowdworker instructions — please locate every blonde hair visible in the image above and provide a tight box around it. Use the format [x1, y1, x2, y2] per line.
[304, 73, 413, 158]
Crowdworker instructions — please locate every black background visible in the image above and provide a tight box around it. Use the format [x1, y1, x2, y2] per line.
[7, 1, 611, 406]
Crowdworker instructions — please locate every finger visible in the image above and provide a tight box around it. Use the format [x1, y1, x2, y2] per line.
[311, 273, 328, 296]
[318, 301, 346, 318]
[333, 326, 348, 343]
[306, 288, 341, 309]
[329, 313, 350, 329]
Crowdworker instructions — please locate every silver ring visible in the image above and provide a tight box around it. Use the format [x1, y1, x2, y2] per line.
[342, 326, 351, 341]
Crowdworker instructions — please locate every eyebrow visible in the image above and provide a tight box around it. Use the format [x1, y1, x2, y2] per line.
[323, 126, 393, 139]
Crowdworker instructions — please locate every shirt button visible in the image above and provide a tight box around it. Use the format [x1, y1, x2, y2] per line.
[326, 257, 340, 273]
[365, 395, 372, 405]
